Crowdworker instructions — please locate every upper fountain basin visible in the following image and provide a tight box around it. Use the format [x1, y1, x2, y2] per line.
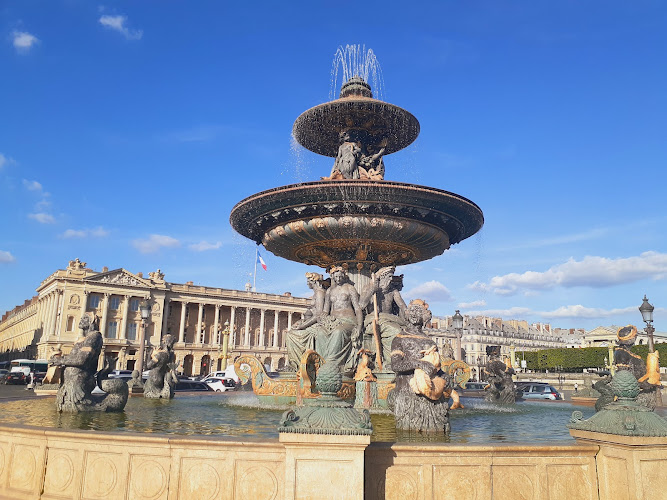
[229, 180, 484, 269]
[292, 95, 420, 157]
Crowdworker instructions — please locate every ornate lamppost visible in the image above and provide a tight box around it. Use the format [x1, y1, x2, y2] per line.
[452, 310, 463, 361]
[639, 295, 662, 405]
[639, 295, 656, 352]
[137, 299, 151, 375]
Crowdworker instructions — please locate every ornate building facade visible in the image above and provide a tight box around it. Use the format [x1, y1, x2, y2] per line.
[425, 315, 573, 381]
[0, 259, 309, 376]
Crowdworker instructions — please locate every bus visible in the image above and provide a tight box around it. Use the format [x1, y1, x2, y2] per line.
[9, 359, 48, 375]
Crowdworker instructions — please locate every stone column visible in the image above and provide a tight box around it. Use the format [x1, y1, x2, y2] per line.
[49, 292, 59, 338]
[259, 309, 266, 347]
[213, 305, 220, 346]
[287, 311, 293, 331]
[100, 293, 110, 338]
[244, 307, 251, 347]
[178, 301, 188, 343]
[119, 295, 130, 340]
[196, 303, 204, 344]
[42, 294, 52, 337]
[55, 290, 64, 338]
[229, 306, 236, 346]
[161, 298, 170, 337]
[273, 310, 279, 348]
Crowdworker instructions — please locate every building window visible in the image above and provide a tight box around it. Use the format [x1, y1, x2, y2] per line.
[107, 321, 118, 339]
[109, 296, 120, 310]
[88, 295, 100, 309]
[127, 323, 137, 340]
[130, 298, 139, 311]
[66, 316, 75, 331]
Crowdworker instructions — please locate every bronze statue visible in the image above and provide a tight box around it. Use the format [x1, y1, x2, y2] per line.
[286, 272, 329, 371]
[144, 334, 177, 399]
[317, 266, 363, 374]
[328, 131, 362, 180]
[359, 266, 407, 371]
[388, 299, 451, 434]
[49, 314, 128, 412]
[483, 345, 517, 404]
[595, 325, 660, 411]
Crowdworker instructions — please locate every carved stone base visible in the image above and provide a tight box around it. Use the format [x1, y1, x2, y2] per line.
[279, 396, 372, 436]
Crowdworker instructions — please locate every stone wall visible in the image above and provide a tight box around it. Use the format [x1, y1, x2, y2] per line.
[364, 442, 599, 500]
[0, 423, 664, 499]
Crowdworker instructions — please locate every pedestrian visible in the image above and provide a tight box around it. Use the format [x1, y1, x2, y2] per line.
[574, 382, 578, 394]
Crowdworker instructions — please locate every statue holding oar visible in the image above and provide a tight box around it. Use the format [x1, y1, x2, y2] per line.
[359, 266, 408, 372]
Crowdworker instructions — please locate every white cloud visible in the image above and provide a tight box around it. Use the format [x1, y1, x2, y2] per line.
[464, 304, 657, 321]
[132, 234, 180, 254]
[540, 305, 637, 320]
[61, 227, 110, 239]
[0, 251, 16, 263]
[22, 179, 43, 192]
[28, 212, 55, 224]
[469, 251, 667, 296]
[12, 31, 39, 53]
[404, 280, 454, 303]
[99, 15, 143, 40]
[497, 228, 609, 252]
[0, 153, 13, 169]
[464, 306, 533, 318]
[458, 299, 486, 309]
[189, 241, 222, 252]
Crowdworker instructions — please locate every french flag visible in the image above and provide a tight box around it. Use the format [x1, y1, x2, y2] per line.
[257, 251, 267, 271]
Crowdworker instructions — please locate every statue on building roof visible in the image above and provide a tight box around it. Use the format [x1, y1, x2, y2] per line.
[67, 258, 86, 271]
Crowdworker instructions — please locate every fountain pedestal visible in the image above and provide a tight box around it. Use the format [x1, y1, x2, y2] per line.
[280, 432, 370, 500]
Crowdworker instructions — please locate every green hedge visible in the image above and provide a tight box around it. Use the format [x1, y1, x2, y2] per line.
[516, 343, 667, 371]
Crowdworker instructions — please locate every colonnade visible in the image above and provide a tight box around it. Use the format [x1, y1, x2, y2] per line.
[166, 299, 301, 350]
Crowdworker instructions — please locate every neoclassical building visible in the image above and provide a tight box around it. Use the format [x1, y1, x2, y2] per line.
[0, 259, 309, 376]
[425, 315, 573, 380]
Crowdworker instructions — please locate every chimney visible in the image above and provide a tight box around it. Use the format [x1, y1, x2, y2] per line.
[102, 266, 109, 273]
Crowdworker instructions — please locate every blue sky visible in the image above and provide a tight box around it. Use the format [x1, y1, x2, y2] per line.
[2, 1, 666, 330]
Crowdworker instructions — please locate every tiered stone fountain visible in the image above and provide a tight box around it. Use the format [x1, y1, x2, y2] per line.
[230, 60, 484, 437]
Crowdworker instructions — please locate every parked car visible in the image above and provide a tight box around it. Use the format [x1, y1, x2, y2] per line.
[0, 369, 9, 382]
[459, 381, 487, 397]
[32, 372, 47, 384]
[204, 377, 237, 392]
[5, 371, 27, 385]
[519, 383, 562, 400]
[174, 380, 215, 392]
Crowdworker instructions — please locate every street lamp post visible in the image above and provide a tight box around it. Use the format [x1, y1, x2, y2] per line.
[639, 295, 656, 352]
[137, 299, 151, 375]
[452, 310, 463, 361]
[639, 295, 662, 406]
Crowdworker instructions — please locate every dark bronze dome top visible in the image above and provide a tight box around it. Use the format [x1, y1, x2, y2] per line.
[340, 76, 373, 98]
[292, 79, 420, 158]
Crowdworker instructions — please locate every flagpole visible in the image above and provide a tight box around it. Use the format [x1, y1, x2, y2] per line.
[253, 248, 258, 292]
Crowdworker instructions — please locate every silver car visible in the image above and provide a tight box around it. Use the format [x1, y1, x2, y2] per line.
[520, 383, 562, 400]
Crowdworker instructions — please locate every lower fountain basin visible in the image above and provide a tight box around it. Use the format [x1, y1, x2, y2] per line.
[0, 394, 592, 443]
[230, 180, 484, 269]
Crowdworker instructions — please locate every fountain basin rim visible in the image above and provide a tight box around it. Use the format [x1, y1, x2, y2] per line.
[292, 96, 420, 157]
